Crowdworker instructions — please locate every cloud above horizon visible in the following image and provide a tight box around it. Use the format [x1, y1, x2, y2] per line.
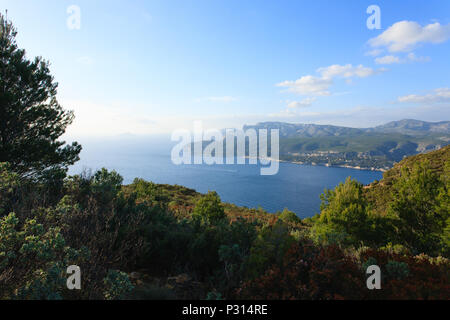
[317, 64, 380, 79]
[267, 103, 450, 128]
[286, 97, 316, 109]
[369, 21, 450, 53]
[276, 75, 332, 96]
[276, 64, 384, 98]
[375, 53, 430, 65]
[398, 88, 450, 104]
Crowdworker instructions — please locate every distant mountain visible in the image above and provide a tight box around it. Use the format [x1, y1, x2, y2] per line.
[242, 119, 450, 170]
[244, 119, 450, 138]
[243, 122, 364, 138]
[368, 119, 450, 135]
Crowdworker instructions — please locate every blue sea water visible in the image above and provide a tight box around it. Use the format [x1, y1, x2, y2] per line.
[69, 137, 383, 218]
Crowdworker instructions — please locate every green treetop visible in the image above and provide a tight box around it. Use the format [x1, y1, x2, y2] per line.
[0, 14, 81, 178]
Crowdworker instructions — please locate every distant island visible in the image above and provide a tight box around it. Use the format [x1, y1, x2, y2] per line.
[244, 119, 450, 171]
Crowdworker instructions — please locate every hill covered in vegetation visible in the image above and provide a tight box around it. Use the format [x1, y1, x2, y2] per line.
[244, 120, 449, 170]
[1, 145, 448, 300]
[364, 145, 450, 215]
[245, 120, 450, 138]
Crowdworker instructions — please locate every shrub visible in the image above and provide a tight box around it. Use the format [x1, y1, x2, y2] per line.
[103, 270, 134, 300]
[192, 191, 226, 224]
[0, 212, 88, 299]
[278, 208, 301, 224]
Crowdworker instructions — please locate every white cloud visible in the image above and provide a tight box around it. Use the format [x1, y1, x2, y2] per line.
[375, 53, 431, 65]
[268, 104, 450, 128]
[277, 64, 382, 97]
[406, 52, 431, 63]
[375, 55, 402, 65]
[317, 64, 379, 79]
[287, 97, 316, 109]
[369, 21, 450, 52]
[398, 88, 450, 104]
[276, 75, 332, 96]
[365, 49, 384, 57]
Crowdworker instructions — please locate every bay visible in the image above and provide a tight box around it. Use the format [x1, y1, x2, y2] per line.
[69, 137, 383, 218]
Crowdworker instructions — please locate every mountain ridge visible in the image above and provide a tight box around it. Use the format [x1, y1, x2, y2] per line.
[244, 119, 450, 138]
[243, 119, 449, 170]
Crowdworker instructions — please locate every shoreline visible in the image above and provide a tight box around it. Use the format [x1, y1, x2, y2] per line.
[289, 161, 388, 172]
[243, 156, 388, 172]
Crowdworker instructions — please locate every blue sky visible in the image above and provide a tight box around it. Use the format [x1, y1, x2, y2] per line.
[2, 0, 450, 136]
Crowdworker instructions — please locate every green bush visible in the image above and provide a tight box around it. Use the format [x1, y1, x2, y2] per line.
[278, 208, 301, 224]
[316, 177, 370, 246]
[0, 212, 88, 299]
[192, 191, 226, 224]
[103, 270, 134, 300]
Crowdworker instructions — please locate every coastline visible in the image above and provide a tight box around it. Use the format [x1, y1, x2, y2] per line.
[289, 161, 388, 172]
[244, 156, 388, 172]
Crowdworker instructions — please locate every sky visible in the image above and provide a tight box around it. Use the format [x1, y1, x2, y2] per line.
[2, 0, 450, 137]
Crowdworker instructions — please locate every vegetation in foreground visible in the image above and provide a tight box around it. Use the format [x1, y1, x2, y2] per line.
[0, 14, 449, 300]
[1, 146, 448, 299]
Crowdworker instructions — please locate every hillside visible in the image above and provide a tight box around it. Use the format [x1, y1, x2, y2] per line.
[245, 119, 450, 138]
[243, 122, 364, 138]
[244, 119, 449, 170]
[368, 119, 450, 135]
[364, 145, 450, 215]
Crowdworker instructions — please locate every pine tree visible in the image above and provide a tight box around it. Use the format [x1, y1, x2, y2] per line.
[0, 13, 81, 178]
[388, 161, 446, 255]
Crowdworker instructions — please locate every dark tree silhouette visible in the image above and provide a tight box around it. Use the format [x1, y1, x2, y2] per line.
[0, 14, 81, 177]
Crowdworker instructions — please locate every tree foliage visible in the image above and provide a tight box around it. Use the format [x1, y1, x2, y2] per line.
[0, 14, 81, 178]
[192, 191, 225, 224]
[314, 177, 369, 246]
[388, 161, 448, 256]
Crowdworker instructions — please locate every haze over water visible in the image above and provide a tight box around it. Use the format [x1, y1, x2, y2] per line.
[69, 137, 383, 218]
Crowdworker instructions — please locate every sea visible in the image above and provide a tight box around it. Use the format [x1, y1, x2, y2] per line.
[69, 136, 383, 218]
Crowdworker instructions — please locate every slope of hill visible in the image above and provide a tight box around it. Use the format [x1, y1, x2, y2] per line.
[243, 122, 364, 138]
[245, 119, 450, 138]
[368, 119, 450, 135]
[364, 145, 450, 215]
[244, 119, 449, 170]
